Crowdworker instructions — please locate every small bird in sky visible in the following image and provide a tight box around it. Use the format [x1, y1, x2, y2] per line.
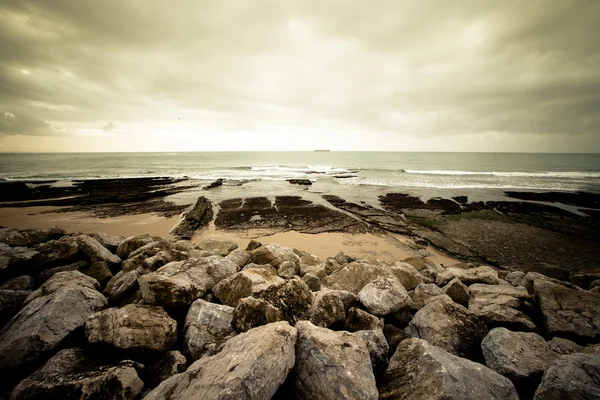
[178, 116, 181, 120]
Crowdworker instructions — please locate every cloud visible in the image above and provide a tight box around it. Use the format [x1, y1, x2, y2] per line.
[0, 0, 598, 151]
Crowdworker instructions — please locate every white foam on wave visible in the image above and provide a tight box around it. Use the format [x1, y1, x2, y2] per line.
[404, 170, 600, 178]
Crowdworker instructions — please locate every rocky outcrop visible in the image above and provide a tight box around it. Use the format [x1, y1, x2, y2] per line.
[534, 353, 600, 399]
[171, 196, 213, 239]
[85, 304, 177, 357]
[358, 277, 411, 316]
[293, 321, 378, 400]
[380, 338, 519, 400]
[184, 299, 235, 361]
[144, 322, 297, 400]
[406, 298, 488, 360]
[213, 267, 285, 307]
[11, 348, 143, 400]
[436, 266, 500, 286]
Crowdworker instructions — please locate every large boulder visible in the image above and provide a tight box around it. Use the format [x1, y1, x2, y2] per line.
[297, 253, 326, 278]
[406, 298, 488, 360]
[0, 289, 31, 324]
[344, 307, 383, 332]
[293, 321, 378, 400]
[33, 236, 82, 268]
[321, 260, 396, 294]
[442, 277, 469, 305]
[139, 256, 238, 307]
[103, 270, 140, 305]
[308, 289, 356, 328]
[353, 328, 389, 379]
[534, 353, 600, 399]
[410, 282, 452, 310]
[116, 235, 160, 259]
[358, 277, 411, 316]
[11, 348, 143, 400]
[534, 279, 600, 342]
[76, 234, 121, 268]
[0, 272, 107, 371]
[225, 249, 250, 268]
[196, 239, 238, 256]
[85, 304, 177, 357]
[390, 261, 425, 290]
[0, 227, 64, 247]
[232, 297, 282, 332]
[436, 266, 500, 286]
[469, 283, 537, 332]
[144, 322, 297, 400]
[380, 338, 519, 400]
[25, 270, 99, 304]
[90, 232, 124, 253]
[250, 243, 299, 267]
[213, 267, 285, 307]
[183, 299, 235, 361]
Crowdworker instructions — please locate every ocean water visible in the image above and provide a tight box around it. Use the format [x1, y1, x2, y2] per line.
[1, 152, 599, 206]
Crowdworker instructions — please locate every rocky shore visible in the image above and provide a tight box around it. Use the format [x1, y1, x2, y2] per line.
[1, 226, 600, 399]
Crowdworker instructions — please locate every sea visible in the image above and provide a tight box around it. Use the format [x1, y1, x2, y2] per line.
[1, 152, 599, 207]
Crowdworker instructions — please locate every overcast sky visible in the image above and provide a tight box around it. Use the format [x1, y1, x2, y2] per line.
[1, 0, 599, 152]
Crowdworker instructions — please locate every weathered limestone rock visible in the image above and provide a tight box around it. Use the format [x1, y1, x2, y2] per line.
[232, 297, 282, 332]
[436, 266, 500, 286]
[85, 304, 177, 356]
[534, 279, 600, 341]
[76, 234, 122, 268]
[293, 321, 378, 400]
[144, 322, 297, 400]
[224, 249, 250, 268]
[91, 232, 124, 253]
[250, 243, 299, 267]
[33, 236, 81, 268]
[184, 299, 235, 361]
[354, 328, 389, 379]
[0, 272, 107, 370]
[410, 282, 452, 310]
[103, 270, 140, 304]
[443, 277, 469, 305]
[358, 277, 411, 316]
[0, 275, 34, 291]
[116, 234, 160, 259]
[344, 307, 383, 332]
[196, 239, 238, 256]
[403, 256, 443, 279]
[380, 338, 519, 400]
[298, 253, 326, 278]
[25, 270, 99, 305]
[171, 196, 213, 239]
[302, 273, 321, 291]
[278, 260, 299, 279]
[11, 348, 143, 400]
[390, 262, 425, 290]
[0, 227, 64, 248]
[406, 298, 488, 360]
[79, 261, 113, 287]
[308, 289, 356, 328]
[533, 353, 600, 400]
[140, 257, 238, 307]
[213, 267, 285, 307]
[469, 283, 537, 332]
[321, 260, 396, 294]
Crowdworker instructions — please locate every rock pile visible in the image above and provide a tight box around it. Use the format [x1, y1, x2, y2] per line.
[1, 226, 599, 399]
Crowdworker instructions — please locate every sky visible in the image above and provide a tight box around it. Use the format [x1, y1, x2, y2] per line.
[0, 0, 599, 152]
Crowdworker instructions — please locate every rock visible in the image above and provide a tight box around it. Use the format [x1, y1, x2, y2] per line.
[232, 297, 282, 332]
[250, 243, 299, 267]
[354, 329, 389, 379]
[140, 257, 239, 307]
[0, 272, 107, 371]
[11, 348, 143, 400]
[85, 304, 177, 356]
[443, 277, 469, 305]
[436, 266, 500, 286]
[380, 338, 519, 400]
[79, 261, 113, 287]
[298, 253, 326, 278]
[308, 289, 356, 328]
[25, 270, 99, 304]
[91, 232, 124, 253]
[202, 178, 224, 190]
[224, 249, 250, 268]
[144, 322, 297, 400]
[196, 239, 238, 256]
[403, 256, 443, 279]
[383, 324, 406, 356]
[590, 279, 600, 290]
[547, 337, 584, 355]
[0, 289, 31, 324]
[0, 246, 39, 277]
[33, 236, 81, 268]
[523, 271, 581, 291]
[533, 353, 600, 400]
[0, 275, 34, 291]
[321, 260, 396, 294]
[345, 307, 383, 332]
[569, 271, 600, 290]
[534, 279, 600, 341]
[116, 234, 160, 259]
[390, 261, 425, 290]
[293, 321, 378, 400]
[278, 260, 299, 279]
[184, 299, 235, 360]
[138, 250, 188, 275]
[245, 239, 262, 251]
[410, 282, 451, 310]
[171, 196, 213, 239]
[103, 270, 140, 304]
[406, 298, 488, 360]
[287, 178, 312, 185]
[505, 271, 526, 286]
[147, 350, 187, 388]
[37, 260, 88, 283]
[213, 267, 285, 307]
[0, 227, 64, 247]
[121, 240, 172, 272]
[302, 272, 321, 291]
[325, 258, 344, 275]
[76, 234, 122, 268]
[358, 277, 411, 316]
[334, 251, 353, 265]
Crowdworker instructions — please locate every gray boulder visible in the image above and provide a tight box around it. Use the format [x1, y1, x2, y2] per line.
[406, 298, 488, 360]
[293, 321, 378, 400]
[534, 353, 600, 400]
[443, 277, 469, 305]
[144, 322, 297, 400]
[33, 236, 81, 267]
[298, 253, 326, 278]
[390, 261, 425, 290]
[232, 297, 282, 332]
[358, 277, 411, 316]
[380, 338, 519, 400]
[278, 260, 299, 279]
[436, 266, 500, 286]
[184, 299, 235, 360]
[345, 307, 383, 332]
[321, 260, 396, 294]
[117, 234, 161, 259]
[354, 328, 389, 378]
[103, 270, 140, 304]
[225, 249, 250, 268]
[308, 289, 356, 328]
[90, 232, 124, 253]
[76, 234, 121, 268]
[250, 243, 299, 267]
[25, 270, 99, 304]
[0, 275, 34, 291]
[302, 272, 321, 291]
[410, 282, 452, 310]
[213, 267, 285, 307]
[196, 239, 238, 256]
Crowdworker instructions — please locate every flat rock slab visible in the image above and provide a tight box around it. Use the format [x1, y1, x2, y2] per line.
[144, 322, 297, 400]
[380, 338, 519, 400]
[215, 196, 367, 234]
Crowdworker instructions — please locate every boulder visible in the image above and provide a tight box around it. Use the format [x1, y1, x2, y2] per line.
[184, 299, 235, 361]
[298, 253, 326, 278]
[278, 260, 299, 279]
[380, 338, 519, 400]
[0, 273, 107, 370]
[302, 273, 321, 291]
[250, 243, 299, 267]
[0, 227, 64, 247]
[410, 282, 451, 310]
[213, 267, 285, 307]
[534, 279, 600, 341]
[390, 262, 425, 290]
[325, 258, 344, 275]
[144, 322, 297, 400]
[37, 260, 88, 283]
[406, 298, 488, 360]
[308, 289, 356, 328]
[383, 324, 406, 357]
[505, 271, 526, 287]
[103, 270, 140, 304]
[224, 249, 250, 268]
[10, 348, 143, 400]
[137, 250, 188, 275]
[258, 277, 313, 324]
[85, 304, 177, 357]
[344, 307, 383, 332]
[0, 289, 31, 323]
[358, 277, 411, 316]
[140, 257, 239, 307]
[469, 283, 537, 332]
[76, 234, 122, 267]
[232, 297, 282, 332]
[121, 241, 173, 273]
[293, 321, 378, 400]
[25, 270, 99, 304]
[196, 239, 238, 256]
[116, 235, 159, 259]
[443, 277, 469, 305]
[354, 329, 389, 379]
[436, 266, 500, 286]
[403, 256, 443, 279]
[0, 275, 34, 291]
[33, 236, 81, 268]
[79, 261, 113, 287]
[147, 350, 187, 388]
[534, 353, 600, 399]
[245, 239, 262, 251]
[90, 232, 124, 253]
[321, 260, 396, 294]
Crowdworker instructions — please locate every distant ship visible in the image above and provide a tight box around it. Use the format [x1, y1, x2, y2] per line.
[314, 149, 330, 152]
